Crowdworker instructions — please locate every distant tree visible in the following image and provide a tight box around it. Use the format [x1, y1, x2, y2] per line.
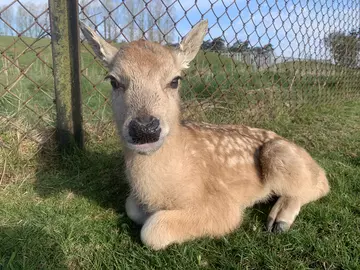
[103, 0, 120, 41]
[144, 0, 175, 43]
[324, 31, 360, 68]
[229, 40, 250, 52]
[136, 0, 146, 39]
[263, 43, 274, 52]
[14, 3, 46, 38]
[201, 40, 212, 50]
[125, 0, 137, 41]
[79, 0, 90, 26]
[145, 0, 162, 42]
[153, 0, 165, 43]
[349, 27, 360, 38]
[210, 37, 225, 51]
[123, 0, 149, 41]
[146, 2, 156, 41]
[38, 3, 50, 36]
[162, 0, 176, 43]
[25, 3, 48, 38]
[0, 5, 14, 36]
[252, 46, 263, 54]
[17, 7, 30, 35]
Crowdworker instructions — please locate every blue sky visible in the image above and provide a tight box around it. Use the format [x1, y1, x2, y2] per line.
[173, 0, 360, 59]
[1, 0, 360, 58]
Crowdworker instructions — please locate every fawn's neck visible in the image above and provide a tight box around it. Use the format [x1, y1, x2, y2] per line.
[123, 123, 189, 209]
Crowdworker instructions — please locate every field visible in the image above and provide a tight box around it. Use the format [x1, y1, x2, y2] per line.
[1, 36, 360, 269]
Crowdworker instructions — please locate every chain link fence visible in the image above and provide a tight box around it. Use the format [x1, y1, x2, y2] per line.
[1, 0, 360, 154]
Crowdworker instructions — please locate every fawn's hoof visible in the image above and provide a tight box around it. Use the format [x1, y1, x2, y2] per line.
[272, 221, 290, 233]
[267, 218, 290, 233]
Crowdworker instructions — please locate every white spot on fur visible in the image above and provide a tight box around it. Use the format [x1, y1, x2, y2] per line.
[204, 139, 215, 151]
[228, 156, 238, 167]
[236, 138, 244, 146]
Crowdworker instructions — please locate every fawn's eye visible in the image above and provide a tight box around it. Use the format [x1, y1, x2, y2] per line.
[110, 78, 119, 89]
[169, 76, 182, 89]
[105, 75, 125, 91]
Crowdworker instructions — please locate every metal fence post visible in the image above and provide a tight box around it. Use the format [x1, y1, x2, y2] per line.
[48, 0, 84, 151]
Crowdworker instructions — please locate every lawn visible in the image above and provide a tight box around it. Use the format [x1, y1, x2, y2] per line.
[1, 100, 359, 269]
[1, 35, 360, 269]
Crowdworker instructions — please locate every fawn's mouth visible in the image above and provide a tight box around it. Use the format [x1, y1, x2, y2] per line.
[122, 121, 169, 154]
[125, 138, 165, 155]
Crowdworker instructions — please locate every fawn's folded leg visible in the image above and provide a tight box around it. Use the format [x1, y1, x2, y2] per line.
[140, 203, 242, 250]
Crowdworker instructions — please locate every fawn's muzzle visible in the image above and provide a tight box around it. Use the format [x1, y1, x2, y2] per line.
[128, 115, 161, 144]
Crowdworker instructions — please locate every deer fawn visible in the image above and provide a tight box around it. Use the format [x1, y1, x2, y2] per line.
[80, 20, 330, 250]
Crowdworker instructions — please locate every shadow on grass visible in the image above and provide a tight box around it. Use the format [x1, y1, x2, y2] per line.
[33, 137, 143, 244]
[249, 198, 278, 223]
[0, 225, 66, 269]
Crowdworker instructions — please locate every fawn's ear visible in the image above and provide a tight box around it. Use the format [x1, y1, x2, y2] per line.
[178, 20, 208, 68]
[79, 22, 118, 67]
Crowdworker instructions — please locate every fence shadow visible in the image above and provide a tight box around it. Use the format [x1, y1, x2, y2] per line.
[33, 136, 143, 243]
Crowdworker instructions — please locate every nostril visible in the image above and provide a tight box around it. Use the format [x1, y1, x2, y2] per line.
[135, 116, 160, 131]
[147, 117, 160, 131]
[137, 115, 154, 125]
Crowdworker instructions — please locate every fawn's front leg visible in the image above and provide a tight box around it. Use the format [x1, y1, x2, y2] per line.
[125, 194, 151, 225]
[140, 203, 242, 250]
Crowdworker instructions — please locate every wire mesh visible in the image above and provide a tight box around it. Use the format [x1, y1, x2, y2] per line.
[1, 0, 360, 154]
[0, 1, 54, 154]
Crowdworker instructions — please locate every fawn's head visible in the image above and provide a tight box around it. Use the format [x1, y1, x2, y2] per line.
[80, 20, 208, 154]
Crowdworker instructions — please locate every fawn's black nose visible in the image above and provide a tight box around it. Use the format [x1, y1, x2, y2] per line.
[128, 115, 161, 144]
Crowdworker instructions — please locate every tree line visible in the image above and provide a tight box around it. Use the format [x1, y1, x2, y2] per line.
[80, 0, 176, 43]
[207, 38, 274, 54]
[324, 28, 360, 68]
[0, 3, 49, 38]
[174, 37, 275, 55]
[0, 0, 176, 43]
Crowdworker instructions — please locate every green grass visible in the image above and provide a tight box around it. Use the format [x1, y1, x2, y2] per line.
[1, 100, 360, 269]
[1, 35, 360, 269]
